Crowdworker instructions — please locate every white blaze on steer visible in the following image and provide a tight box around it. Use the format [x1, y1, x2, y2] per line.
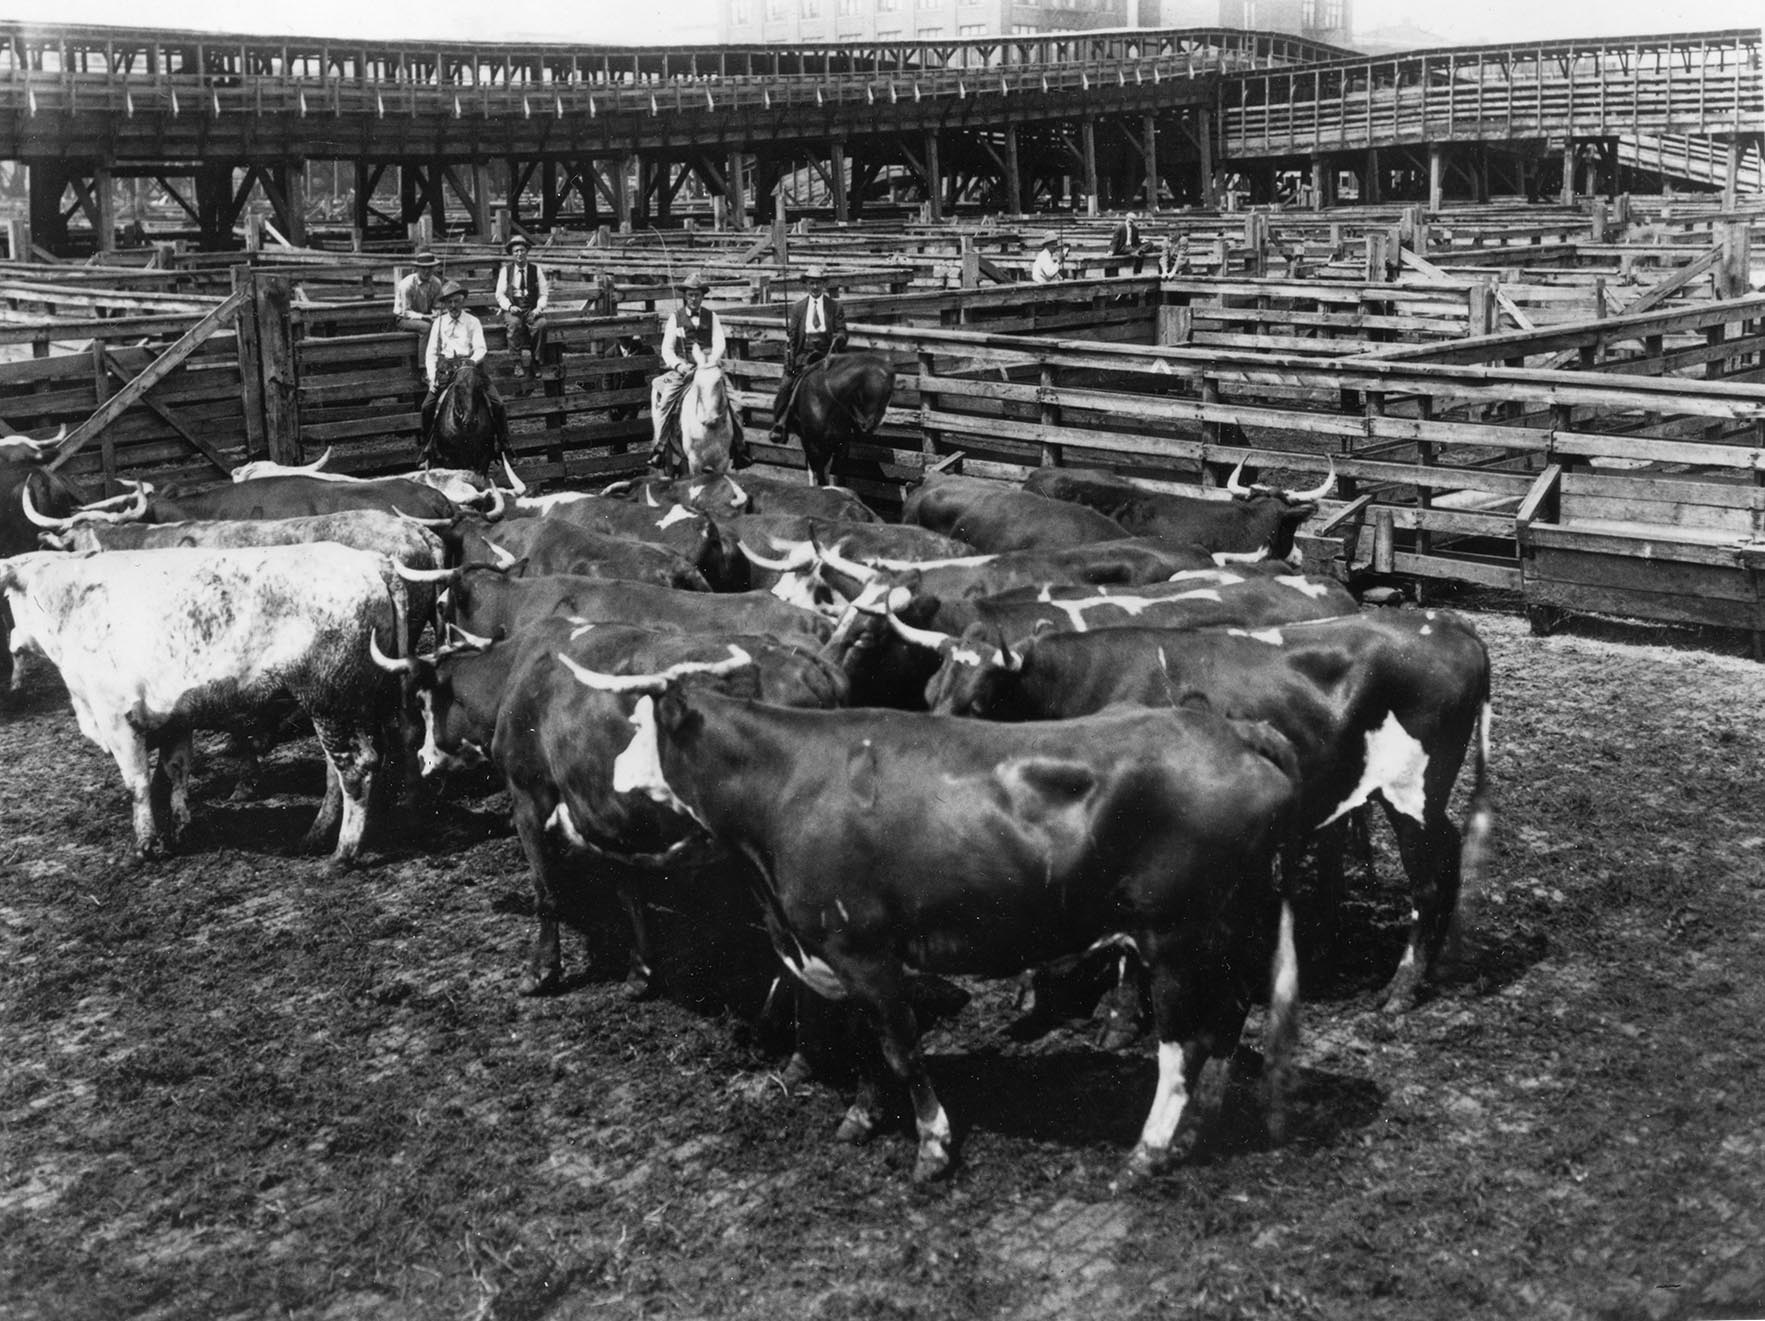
[546, 802, 588, 849]
[483, 539, 518, 568]
[655, 504, 695, 529]
[1168, 569, 1244, 586]
[1321, 711, 1431, 826]
[1227, 627, 1285, 646]
[1274, 575, 1333, 600]
[1036, 587, 1222, 632]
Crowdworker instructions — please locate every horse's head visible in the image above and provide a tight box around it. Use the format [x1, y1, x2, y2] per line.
[441, 361, 493, 426]
[680, 356, 734, 477]
[687, 356, 728, 419]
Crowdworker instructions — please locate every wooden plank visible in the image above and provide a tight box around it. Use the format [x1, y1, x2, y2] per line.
[47, 287, 245, 473]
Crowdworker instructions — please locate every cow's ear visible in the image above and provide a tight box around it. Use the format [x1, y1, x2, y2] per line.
[655, 686, 699, 735]
[1029, 618, 1059, 638]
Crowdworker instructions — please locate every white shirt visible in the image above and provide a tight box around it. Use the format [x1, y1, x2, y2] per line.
[495, 261, 549, 314]
[806, 295, 825, 334]
[1031, 248, 1063, 283]
[425, 310, 488, 383]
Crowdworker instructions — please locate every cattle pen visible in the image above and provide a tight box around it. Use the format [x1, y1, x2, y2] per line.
[3, 197, 1763, 648]
[4, 119, 1765, 1321]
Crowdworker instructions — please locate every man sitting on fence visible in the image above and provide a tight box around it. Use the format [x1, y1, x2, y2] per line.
[1109, 211, 1147, 274]
[1031, 232, 1068, 284]
[393, 250, 445, 340]
[769, 265, 848, 446]
[647, 269, 752, 472]
[495, 235, 550, 378]
[420, 280, 507, 452]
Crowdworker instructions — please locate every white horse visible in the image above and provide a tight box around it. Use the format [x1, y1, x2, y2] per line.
[679, 347, 736, 477]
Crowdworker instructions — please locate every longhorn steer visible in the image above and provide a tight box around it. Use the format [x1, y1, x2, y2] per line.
[1, 453, 84, 690]
[830, 570, 1356, 709]
[453, 514, 711, 591]
[1023, 460, 1334, 558]
[925, 610, 1493, 1011]
[581, 672, 1303, 1181]
[603, 471, 879, 523]
[0, 545, 408, 867]
[69, 474, 463, 525]
[903, 473, 1130, 553]
[373, 619, 848, 996]
[524, 495, 747, 592]
[426, 568, 829, 646]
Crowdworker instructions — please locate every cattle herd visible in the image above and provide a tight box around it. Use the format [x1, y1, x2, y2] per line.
[0, 436, 1491, 1185]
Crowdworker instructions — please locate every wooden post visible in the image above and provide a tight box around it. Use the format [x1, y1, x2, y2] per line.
[1428, 145, 1444, 214]
[924, 132, 943, 223]
[615, 154, 635, 233]
[1003, 124, 1023, 216]
[1142, 113, 1160, 212]
[231, 266, 267, 461]
[1723, 139, 1741, 212]
[1467, 278, 1497, 337]
[1080, 121, 1099, 215]
[773, 191, 788, 271]
[831, 141, 850, 224]
[727, 151, 748, 228]
[281, 161, 308, 246]
[1363, 147, 1381, 204]
[89, 341, 118, 491]
[253, 274, 302, 464]
[1561, 141, 1576, 204]
[1038, 362, 1062, 467]
[1589, 199, 1607, 242]
[1196, 107, 1215, 209]
[960, 237, 980, 291]
[1311, 155, 1327, 212]
[93, 164, 117, 253]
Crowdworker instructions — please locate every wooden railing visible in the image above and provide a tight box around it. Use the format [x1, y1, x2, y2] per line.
[1219, 30, 1762, 157]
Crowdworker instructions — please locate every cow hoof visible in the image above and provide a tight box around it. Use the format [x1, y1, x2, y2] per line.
[1122, 1144, 1167, 1183]
[779, 1052, 816, 1091]
[622, 971, 661, 1002]
[323, 855, 358, 878]
[911, 1145, 953, 1184]
[835, 1105, 877, 1144]
[1377, 975, 1424, 1015]
[519, 969, 561, 998]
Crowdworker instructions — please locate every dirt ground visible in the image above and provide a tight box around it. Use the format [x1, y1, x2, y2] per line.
[3, 603, 1764, 1321]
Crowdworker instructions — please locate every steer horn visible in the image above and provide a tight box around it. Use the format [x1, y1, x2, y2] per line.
[817, 541, 883, 587]
[50, 484, 149, 526]
[600, 478, 637, 498]
[20, 484, 71, 530]
[499, 455, 528, 497]
[394, 508, 458, 531]
[884, 606, 957, 654]
[737, 538, 818, 573]
[1283, 457, 1336, 503]
[368, 629, 420, 674]
[1225, 457, 1255, 497]
[393, 562, 461, 585]
[723, 477, 750, 510]
[556, 644, 753, 694]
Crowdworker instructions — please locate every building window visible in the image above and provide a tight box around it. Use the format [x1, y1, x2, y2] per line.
[959, 23, 986, 32]
[878, 0, 899, 10]
[917, 0, 939, 10]
[801, 0, 821, 15]
[730, 0, 753, 19]
[766, 0, 789, 17]
[1304, 0, 1345, 27]
[838, 0, 864, 12]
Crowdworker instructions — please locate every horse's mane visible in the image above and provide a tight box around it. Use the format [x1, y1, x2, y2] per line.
[442, 360, 492, 427]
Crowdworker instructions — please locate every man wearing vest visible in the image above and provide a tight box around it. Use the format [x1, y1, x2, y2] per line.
[393, 249, 445, 337]
[495, 235, 549, 378]
[769, 265, 849, 445]
[648, 270, 751, 472]
[420, 280, 507, 457]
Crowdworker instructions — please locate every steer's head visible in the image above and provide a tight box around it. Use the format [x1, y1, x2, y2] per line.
[369, 627, 501, 776]
[920, 622, 1024, 716]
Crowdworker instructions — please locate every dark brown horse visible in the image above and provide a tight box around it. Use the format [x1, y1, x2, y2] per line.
[778, 353, 894, 487]
[425, 360, 509, 480]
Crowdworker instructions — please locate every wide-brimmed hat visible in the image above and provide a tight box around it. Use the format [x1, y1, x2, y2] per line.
[1041, 231, 1060, 247]
[676, 269, 713, 292]
[413, 250, 438, 268]
[439, 280, 467, 300]
[804, 265, 828, 282]
[505, 235, 530, 253]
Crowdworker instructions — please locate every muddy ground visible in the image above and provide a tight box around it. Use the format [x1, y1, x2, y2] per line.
[3, 603, 1764, 1321]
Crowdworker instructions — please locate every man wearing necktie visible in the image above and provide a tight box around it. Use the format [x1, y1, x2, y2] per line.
[495, 234, 549, 378]
[1109, 211, 1147, 274]
[770, 265, 849, 445]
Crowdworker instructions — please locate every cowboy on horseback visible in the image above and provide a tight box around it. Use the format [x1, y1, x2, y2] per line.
[420, 280, 509, 464]
[769, 264, 849, 447]
[647, 269, 751, 473]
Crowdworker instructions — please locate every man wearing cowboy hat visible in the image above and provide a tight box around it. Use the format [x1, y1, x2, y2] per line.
[495, 234, 550, 378]
[648, 269, 751, 472]
[1031, 232, 1068, 284]
[769, 265, 849, 445]
[421, 280, 506, 454]
[393, 248, 445, 337]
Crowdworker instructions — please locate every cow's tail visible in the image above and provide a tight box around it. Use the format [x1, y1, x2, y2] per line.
[1451, 688, 1495, 964]
[1262, 897, 1301, 1145]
